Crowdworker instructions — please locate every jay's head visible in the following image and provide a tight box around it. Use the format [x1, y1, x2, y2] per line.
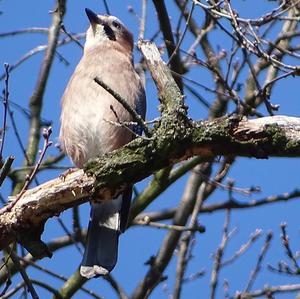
[85, 8, 134, 53]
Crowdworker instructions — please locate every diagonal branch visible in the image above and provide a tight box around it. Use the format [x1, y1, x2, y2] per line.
[152, 0, 184, 90]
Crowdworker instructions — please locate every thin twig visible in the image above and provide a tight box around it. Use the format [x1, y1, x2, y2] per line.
[0, 27, 50, 38]
[174, 182, 207, 299]
[103, 117, 150, 140]
[0, 64, 9, 160]
[134, 217, 205, 232]
[138, 189, 300, 222]
[1, 281, 23, 299]
[72, 206, 82, 242]
[0, 278, 11, 298]
[94, 77, 150, 137]
[244, 232, 273, 292]
[0, 155, 14, 188]
[280, 222, 300, 271]
[167, 1, 195, 65]
[18, 257, 102, 299]
[235, 283, 300, 299]
[103, 275, 128, 299]
[152, 0, 184, 90]
[222, 229, 262, 266]
[9, 153, 66, 178]
[210, 210, 232, 299]
[56, 217, 83, 255]
[7, 103, 34, 168]
[0, 127, 52, 214]
[138, 0, 147, 40]
[0, 33, 85, 81]
[60, 25, 83, 49]
[7, 250, 39, 299]
[0, 249, 13, 297]
[102, 0, 110, 15]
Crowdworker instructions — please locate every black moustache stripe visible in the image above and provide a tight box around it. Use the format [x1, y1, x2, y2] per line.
[103, 25, 116, 41]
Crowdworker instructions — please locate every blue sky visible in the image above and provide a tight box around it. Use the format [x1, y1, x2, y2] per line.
[1, 1, 300, 298]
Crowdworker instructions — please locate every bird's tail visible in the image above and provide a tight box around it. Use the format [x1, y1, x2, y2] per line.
[80, 189, 132, 278]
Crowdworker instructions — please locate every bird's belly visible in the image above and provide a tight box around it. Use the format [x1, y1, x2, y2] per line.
[83, 117, 132, 159]
[61, 105, 132, 167]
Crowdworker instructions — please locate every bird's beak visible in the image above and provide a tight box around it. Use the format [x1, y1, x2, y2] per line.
[85, 8, 116, 41]
[85, 8, 102, 26]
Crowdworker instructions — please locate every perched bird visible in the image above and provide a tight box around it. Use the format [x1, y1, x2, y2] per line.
[59, 8, 146, 278]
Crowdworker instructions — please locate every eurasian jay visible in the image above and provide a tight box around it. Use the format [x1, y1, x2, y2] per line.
[59, 8, 146, 278]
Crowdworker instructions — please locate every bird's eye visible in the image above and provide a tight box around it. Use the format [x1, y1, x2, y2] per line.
[112, 20, 121, 29]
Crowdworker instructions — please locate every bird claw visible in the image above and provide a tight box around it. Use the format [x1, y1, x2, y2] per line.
[59, 167, 77, 181]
